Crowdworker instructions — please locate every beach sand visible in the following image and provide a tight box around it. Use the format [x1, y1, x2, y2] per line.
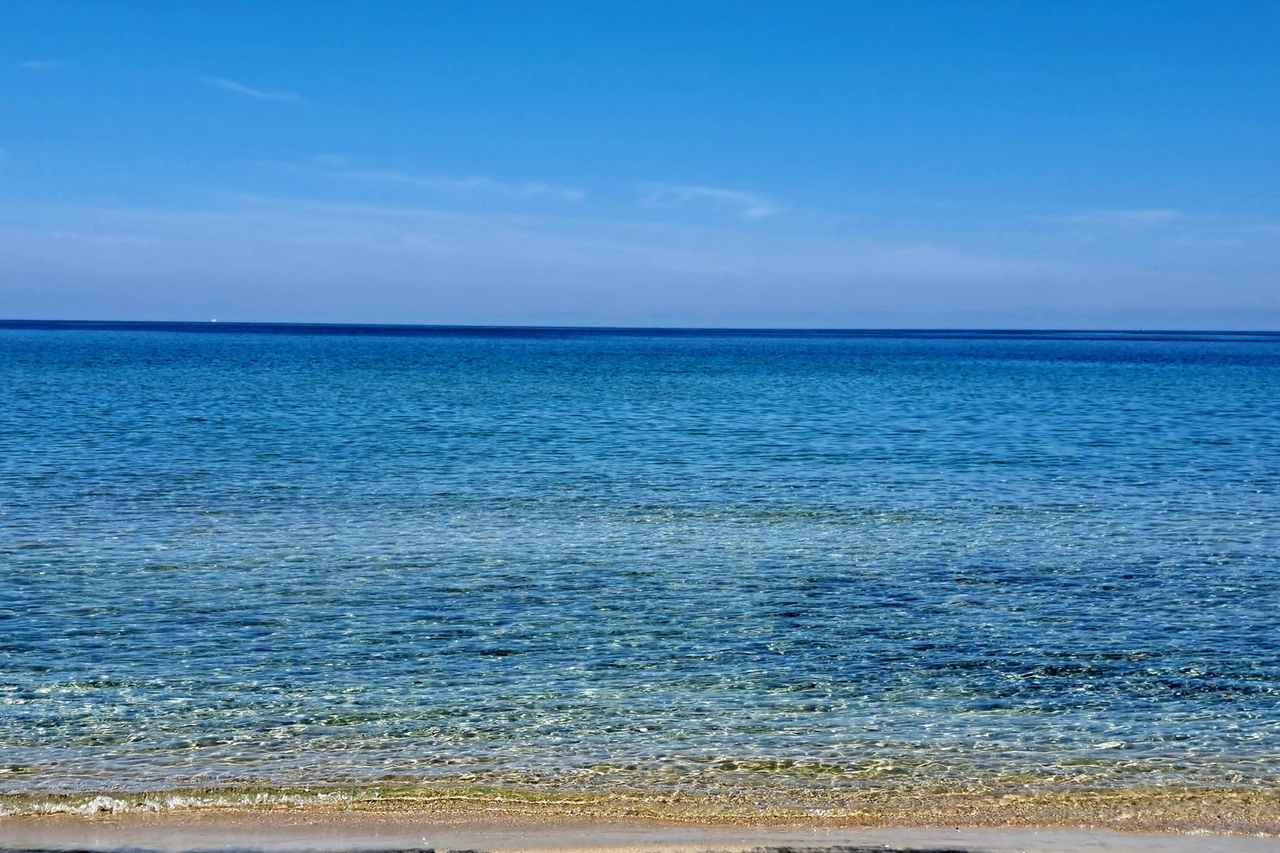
[4, 786, 1280, 853]
[4, 811, 1280, 853]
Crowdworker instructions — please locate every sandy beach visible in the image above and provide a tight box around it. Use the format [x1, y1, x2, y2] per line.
[4, 809, 1280, 853]
[5, 786, 1280, 853]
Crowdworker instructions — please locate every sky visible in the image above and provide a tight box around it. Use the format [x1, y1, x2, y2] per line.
[2, 1, 1278, 328]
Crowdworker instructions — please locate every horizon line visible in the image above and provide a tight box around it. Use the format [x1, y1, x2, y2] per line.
[2, 318, 1279, 340]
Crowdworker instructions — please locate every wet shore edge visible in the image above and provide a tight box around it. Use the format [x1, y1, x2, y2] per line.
[3, 784, 1280, 839]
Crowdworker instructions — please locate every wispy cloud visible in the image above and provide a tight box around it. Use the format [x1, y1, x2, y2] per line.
[644, 184, 779, 220]
[1051, 208, 1180, 228]
[1, 195, 1050, 293]
[1033, 206, 1280, 255]
[318, 167, 585, 202]
[1, 194, 1101, 328]
[201, 76, 305, 103]
[7, 192, 1280, 328]
[16, 60, 64, 70]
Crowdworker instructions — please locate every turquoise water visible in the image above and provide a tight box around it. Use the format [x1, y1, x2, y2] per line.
[2, 323, 1280, 795]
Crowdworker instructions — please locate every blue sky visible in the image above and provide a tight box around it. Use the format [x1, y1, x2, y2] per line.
[2, 1, 1278, 328]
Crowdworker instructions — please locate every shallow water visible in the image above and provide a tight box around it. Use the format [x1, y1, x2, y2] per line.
[2, 324, 1279, 794]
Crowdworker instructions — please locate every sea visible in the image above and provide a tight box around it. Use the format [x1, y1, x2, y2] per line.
[2, 322, 1279, 805]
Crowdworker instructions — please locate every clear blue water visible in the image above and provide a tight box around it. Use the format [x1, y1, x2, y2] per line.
[2, 323, 1279, 795]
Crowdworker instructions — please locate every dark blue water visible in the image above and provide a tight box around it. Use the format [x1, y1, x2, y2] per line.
[2, 324, 1279, 796]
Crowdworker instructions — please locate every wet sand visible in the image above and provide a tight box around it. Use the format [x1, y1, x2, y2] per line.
[4, 786, 1280, 852]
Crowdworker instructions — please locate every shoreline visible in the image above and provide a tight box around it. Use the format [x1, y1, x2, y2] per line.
[4, 811, 1280, 853]
[4, 783, 1280, 837]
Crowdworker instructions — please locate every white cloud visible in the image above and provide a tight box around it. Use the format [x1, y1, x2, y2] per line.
[19, 194, 1280, 328]
[201, 76, 305, 103]
[318, 167, 585, 202]
[4, 195, 1044, 287]
[644, 184, 779, 220]
[16, 60, 63, 70]
[1051, 208, 1180, 228]
[6, 193, 1280, 328]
